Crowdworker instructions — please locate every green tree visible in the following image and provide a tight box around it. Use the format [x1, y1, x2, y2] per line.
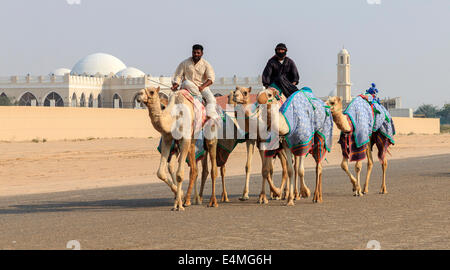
[414, 104, 439, 118]
[437, 103, 450, 124]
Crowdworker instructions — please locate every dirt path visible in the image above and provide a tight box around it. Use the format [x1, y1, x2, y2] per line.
[0, 134, 449, 197]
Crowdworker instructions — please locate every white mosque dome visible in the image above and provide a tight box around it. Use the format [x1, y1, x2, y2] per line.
[339, 48, 349, 55]
[70, 53, 127, 76]
[116, 67, 146, 78]
[50, 68, 71, 76]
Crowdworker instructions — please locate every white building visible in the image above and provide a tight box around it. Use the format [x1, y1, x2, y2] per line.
[0, 53, 264, 109]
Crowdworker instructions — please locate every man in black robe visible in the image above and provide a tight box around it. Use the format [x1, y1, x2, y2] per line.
[262, 43, 300, 98]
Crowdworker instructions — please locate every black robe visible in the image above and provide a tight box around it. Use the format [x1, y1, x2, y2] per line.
[262, 56, 300, 98]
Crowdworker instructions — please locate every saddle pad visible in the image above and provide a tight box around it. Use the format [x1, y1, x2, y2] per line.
[280, 87, 333, 156]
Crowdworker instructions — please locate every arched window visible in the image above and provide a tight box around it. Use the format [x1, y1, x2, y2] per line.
[19, 92, 38, 106]
[80, 93, 86, 107]
[44, 92, 64, 107]
[71, 93, 77, 107]
[88, 94, 94, 108]
[340, 55, 344, 64]
[133, 93, 144, 109]
[97, 94, 102, 108]
[113, 93, 122, 108]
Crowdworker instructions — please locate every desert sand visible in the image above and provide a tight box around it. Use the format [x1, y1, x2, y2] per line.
[0, 134, 449, 197]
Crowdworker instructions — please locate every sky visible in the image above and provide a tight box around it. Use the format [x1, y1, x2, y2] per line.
[0, 0, 449, 109]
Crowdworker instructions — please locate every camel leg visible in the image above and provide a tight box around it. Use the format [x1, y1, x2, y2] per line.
[157, 137, 178, 196]
[380, 158, 388, 194]
[183, 142, 198, 207]
[265, 156, 282, 200]
[197, 154, 208, 205]
[341, 157, 358, 195]
[258, 151, 270, 204]
[240, 140, 255, 201]
[298, 155, 311, 198]
[363, 146, 374, 194]
[273, 150, 288, 200]
[220, 166, 230, 202]
[354, 160, 363, 196]
[293, 156, 299, 200]
[206, 140, 218, 208]
[313, 162, 323, 203]
[283, 147, 295, 206]
[167, 157, 177, 191]
[172, 138, 191, 211]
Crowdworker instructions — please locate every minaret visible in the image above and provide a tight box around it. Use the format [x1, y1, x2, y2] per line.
[337, 48, 352, 102]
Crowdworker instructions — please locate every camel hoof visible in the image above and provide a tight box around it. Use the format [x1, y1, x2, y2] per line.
[272, 188, 281, 199]
[194, 196, 202, 205]
[379, 190, 388, 194]
[257, 194, 268, 205]
[286, 200, 295, 206]
[221, 193, 230, 203]
[207, 198, 219, 208]
[183, 201, 191, 207]
[239, 195, 250, 201]
[171, 206, 185, 211]
[208, 202, 219, 208]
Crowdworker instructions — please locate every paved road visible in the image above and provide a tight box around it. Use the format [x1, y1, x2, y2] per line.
[0, 154, 449, 250]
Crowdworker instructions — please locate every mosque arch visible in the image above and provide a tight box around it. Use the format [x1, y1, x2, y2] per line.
[44, 92, 64, 107]
[113, 93, 123, 108]
[0, 92, 11, 106]
[18, 92, 38, 106]
[71, 93, 78, 107]
[80, 93, 86, 107]
[97, 94, 103, 108]
[88, 94, 94, 108]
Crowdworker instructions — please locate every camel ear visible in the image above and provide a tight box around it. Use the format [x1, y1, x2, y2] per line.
[235, 86, 240, 90]
[248, 87, 252, 93]
[156, 86, 160, 92]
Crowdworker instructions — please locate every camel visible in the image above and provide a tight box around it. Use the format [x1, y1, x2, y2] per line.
[255, 87, 333, 205]
[137, 86, 219, 210]
[196, 86, 287, 204]
[327, 96, 394, 196]
[231, 87, 289, 202]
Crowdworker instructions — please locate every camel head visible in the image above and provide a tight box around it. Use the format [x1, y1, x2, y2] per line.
[326, 96, 343, 114]
[256, 88, 277, 105]
[232, 86, 252, 104]
[137, 86, 161, 106]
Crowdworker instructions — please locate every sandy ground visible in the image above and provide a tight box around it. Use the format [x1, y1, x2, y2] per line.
[0, 134, 449, 197]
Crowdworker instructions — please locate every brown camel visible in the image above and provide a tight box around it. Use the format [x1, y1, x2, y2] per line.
[327, 96, 391, 196]
[137, 86, 219, 210]
[255, 87, 330, 205]
[197, 86, 287, 204]
[232, 87, 289, 202]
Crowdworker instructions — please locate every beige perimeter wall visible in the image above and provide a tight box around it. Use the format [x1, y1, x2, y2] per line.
[0, 107, 441, 142]
[0, 107, 159, 141]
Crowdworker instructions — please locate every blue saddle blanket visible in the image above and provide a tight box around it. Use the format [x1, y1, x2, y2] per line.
[344, 95, 395, 148]
[280, 87, 333, 154]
